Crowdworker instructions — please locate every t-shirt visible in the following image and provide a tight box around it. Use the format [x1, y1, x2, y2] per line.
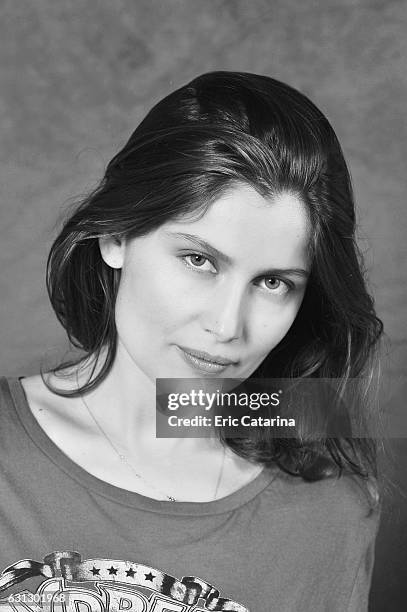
[0, 377, 379, 611]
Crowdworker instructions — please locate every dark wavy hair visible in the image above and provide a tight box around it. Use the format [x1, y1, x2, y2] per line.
[46, 71, 383, 500]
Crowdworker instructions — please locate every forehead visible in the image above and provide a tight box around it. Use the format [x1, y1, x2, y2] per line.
[163, 184, 311, 271]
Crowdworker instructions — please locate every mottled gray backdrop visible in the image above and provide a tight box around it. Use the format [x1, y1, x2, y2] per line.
[1, 1, 406, 609]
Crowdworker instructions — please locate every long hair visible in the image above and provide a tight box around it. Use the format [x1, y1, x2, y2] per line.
[46, 71, 383, 501]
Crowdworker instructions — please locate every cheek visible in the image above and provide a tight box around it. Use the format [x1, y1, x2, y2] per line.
[254, 300, 302, 354]
[115, 263, 187, 336]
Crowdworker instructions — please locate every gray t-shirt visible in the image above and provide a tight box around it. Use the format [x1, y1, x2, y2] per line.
[0, 377, 379, 611]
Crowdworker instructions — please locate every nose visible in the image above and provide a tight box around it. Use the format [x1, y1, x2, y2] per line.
[201, 280, 246, 342]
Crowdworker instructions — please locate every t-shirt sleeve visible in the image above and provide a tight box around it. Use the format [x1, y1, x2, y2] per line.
[345, 521, 377, 611]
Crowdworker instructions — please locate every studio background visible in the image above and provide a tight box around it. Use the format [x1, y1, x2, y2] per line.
[1, 1, 406, 610]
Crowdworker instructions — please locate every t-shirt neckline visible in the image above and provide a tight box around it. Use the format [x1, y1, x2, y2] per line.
[7, 377, 277, 516]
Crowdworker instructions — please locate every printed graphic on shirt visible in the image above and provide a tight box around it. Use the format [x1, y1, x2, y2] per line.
[0, 551, 249, 611]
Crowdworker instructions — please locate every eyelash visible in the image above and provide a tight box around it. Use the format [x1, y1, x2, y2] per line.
[180, 252, 294, 295]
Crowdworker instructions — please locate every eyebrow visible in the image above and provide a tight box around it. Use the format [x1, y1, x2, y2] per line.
[165, 231, 310, 279]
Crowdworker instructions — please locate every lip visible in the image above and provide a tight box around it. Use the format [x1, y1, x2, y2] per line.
[178, 346, 238, 365]
[177, 345, 238, 373]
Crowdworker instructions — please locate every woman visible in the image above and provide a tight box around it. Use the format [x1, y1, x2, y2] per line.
[0, 72, 382, 611]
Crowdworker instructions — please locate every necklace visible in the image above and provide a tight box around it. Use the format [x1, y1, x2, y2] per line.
[78, 391, 226, 502]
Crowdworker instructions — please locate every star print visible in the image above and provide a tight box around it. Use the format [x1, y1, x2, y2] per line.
[144, 572, 155, 582]
[126, 568, 136, 578]
[108, 566, 118, 575]
[91, 567, 100, 576]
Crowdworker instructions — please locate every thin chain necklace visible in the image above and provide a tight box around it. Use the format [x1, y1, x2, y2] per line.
[78, 390, 226, 502]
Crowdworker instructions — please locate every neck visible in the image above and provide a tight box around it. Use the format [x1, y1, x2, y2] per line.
[73, 343, 218, 456]
[39, 347, 262, 501]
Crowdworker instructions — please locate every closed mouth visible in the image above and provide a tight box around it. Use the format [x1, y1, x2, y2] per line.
[177, 345, 238, 366]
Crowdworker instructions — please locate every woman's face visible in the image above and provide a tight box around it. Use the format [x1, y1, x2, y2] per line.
[100, 184, 310, 381]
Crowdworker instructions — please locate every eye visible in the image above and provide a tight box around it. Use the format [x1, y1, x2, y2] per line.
[258, 276, 291, 295]
[182, 253, 216, 273]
